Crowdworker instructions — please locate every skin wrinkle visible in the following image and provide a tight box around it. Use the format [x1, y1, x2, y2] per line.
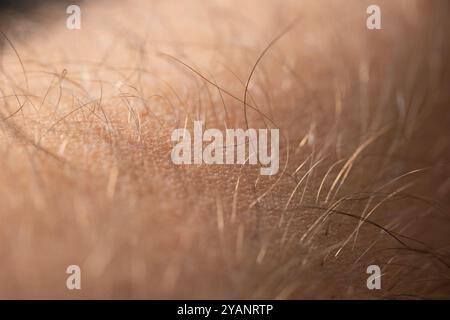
[0, 0, 449, 299]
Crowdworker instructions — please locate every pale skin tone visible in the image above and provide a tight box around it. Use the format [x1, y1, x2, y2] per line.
[0, 0, 449, 299]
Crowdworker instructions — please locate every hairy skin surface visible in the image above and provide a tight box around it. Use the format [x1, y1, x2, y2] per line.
[0, 0, 449, 299]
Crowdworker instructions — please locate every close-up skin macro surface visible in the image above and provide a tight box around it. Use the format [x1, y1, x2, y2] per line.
[0, 0, 449, 299]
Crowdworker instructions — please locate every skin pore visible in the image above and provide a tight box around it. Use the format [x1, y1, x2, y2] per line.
[0, 0, 449, 299]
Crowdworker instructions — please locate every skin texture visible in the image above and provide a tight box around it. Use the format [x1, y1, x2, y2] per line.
[0, 0, 449, 299]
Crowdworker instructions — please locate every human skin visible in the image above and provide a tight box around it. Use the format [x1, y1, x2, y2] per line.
[0, 0, 449, 299]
